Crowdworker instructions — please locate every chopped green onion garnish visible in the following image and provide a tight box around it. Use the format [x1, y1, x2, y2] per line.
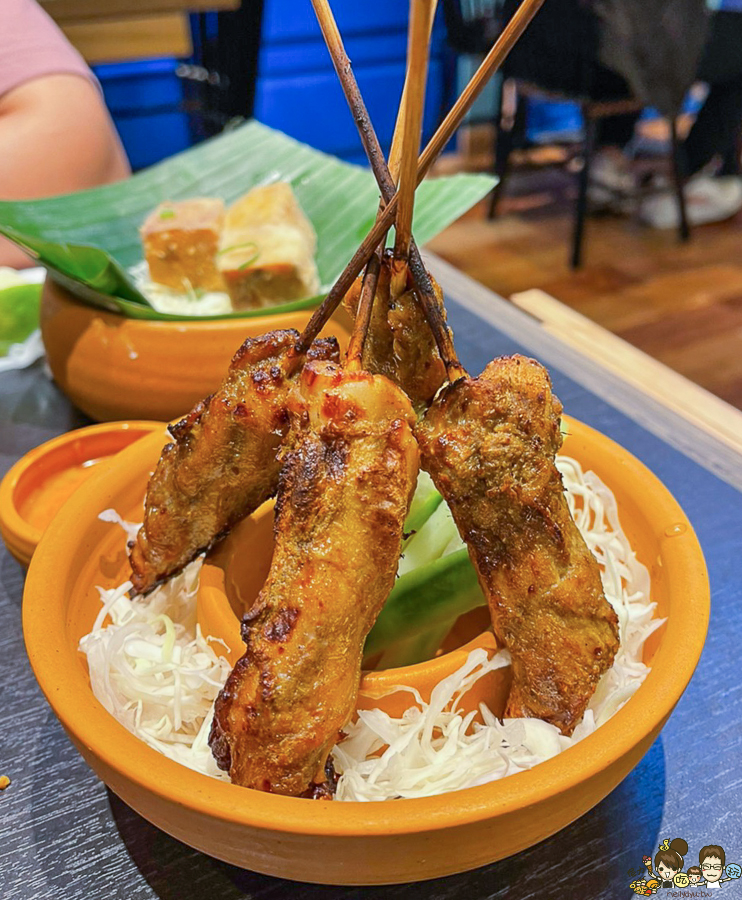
[237, 251, 260, 271]
[217, 241, 259, 257]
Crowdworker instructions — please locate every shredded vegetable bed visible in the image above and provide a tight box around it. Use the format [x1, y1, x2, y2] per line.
[79, 456, 663, 799]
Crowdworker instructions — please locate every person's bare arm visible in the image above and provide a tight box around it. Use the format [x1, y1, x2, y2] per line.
[0, 73, 130, 267]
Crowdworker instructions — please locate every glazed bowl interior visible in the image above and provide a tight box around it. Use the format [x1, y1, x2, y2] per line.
[0, 421, 162, 567]
[22, 417, 709, 884]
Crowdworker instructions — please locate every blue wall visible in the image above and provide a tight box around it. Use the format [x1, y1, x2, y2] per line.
[255, 0, 448, 165]
[95, 1, 449, 171]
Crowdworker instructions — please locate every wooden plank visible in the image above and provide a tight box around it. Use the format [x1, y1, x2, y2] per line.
[61, 14, 191, 63]
[425, 180, 742, 412]
[510, 287, 742, 457]
[424, 251, 742, 491]
[41, 0, 238, 23]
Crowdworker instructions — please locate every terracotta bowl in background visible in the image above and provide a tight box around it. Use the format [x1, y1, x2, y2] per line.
[22, 419, 709, 884]
[0, 421, 162, 567]
[40, 278, 353, 423]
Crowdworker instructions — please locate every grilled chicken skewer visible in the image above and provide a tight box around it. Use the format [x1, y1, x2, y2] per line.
[129, 330, 338, 594]
[312, 2, 617, 726]
[209, 48, 424, 788]
[209, 359, 419, 795]
[342, 251, 447, 411]
[415, 355, 620, 735]
[310, 0, 460, 390]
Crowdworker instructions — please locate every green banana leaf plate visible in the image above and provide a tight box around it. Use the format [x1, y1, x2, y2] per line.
[0, 121, 495, 322]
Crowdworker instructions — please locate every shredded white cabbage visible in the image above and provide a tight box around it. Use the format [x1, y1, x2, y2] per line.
[79, 550, 231, 780]
[98, 508, 142, 544]
[80, 455, 661, 799]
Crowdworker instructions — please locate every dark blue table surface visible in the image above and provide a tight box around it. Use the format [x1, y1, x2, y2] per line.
[1, 284, 741, 900]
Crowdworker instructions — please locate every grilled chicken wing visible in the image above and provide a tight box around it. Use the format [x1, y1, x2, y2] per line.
[209, 359, 419, 795]
[415, 355, 620, 735]
[129, 330, 338, 594]
[342, 252, 447, 410]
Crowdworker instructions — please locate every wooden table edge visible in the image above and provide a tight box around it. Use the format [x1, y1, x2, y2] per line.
[424, 251, 742, 493]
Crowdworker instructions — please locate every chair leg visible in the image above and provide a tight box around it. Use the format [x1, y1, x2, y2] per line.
[488, 79, 521, 219]
[572, 110, 597, 269]
[670, 118, 690, 242]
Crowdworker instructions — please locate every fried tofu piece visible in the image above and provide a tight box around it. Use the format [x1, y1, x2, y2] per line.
[218, 183, 320, 310]
[141, 198, 225, 292]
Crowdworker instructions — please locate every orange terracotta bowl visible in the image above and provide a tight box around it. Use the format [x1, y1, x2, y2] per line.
[39, 278, 353, 423]
[0, 420, 162, 567]
[22, 417, 709, 884]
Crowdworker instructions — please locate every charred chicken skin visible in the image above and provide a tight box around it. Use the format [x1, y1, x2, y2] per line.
[209, 359, 419, 795]
[129, 330, 338, 594]
[342, 251, 447, 411]
[415, 355, 620, 735]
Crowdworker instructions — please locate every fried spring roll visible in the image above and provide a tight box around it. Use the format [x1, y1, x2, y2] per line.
[415, 355, 620, 735]
[342, 252, 447, 411]
[209, 360, 419, 795]
[129, 330, 338, 594]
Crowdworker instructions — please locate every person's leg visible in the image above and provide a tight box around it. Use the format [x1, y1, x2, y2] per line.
[587, 65, 640, 208]
[684, 81, 742, 175]
[642, 11, 742, 228]
[683, 11, 742, 176]
[501, 0, 595, 95]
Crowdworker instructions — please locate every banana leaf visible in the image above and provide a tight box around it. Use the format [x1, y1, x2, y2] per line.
[0, 120, 495, 321]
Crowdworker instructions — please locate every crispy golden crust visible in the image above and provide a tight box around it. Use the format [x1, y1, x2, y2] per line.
[141, 198, 225, 292]
[415, 355, 620, 735]
[128, 330, 338, 594]
[218, 183, 319, 310]
[209, 360, 419, 795]
[342, 253, 447, 411]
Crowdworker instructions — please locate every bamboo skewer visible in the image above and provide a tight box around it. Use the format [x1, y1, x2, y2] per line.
[295, 0, 547, 356]
[417, 0, 547, 179]
[345, 249, 382, 372]
[392, 0, 435, 272]
[306, 0, 462, 378]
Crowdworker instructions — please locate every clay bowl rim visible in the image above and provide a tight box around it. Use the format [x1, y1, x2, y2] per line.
[0, 420, 163, 563]
[40, 275, 328, 333]
[23, 416, 709, 838]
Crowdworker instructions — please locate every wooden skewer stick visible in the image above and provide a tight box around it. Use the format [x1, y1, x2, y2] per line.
[392, 0, 435, 270]
[389, 2, 436, 182]
[295, 0, 546, 356]
[308, 0, 462, 378]
[417, 0, 547, 180]
[345, 248, 382, 372]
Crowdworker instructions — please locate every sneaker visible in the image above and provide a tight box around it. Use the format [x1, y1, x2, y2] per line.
[640, 174, 742, 229]
[588, 150, 636, 212]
